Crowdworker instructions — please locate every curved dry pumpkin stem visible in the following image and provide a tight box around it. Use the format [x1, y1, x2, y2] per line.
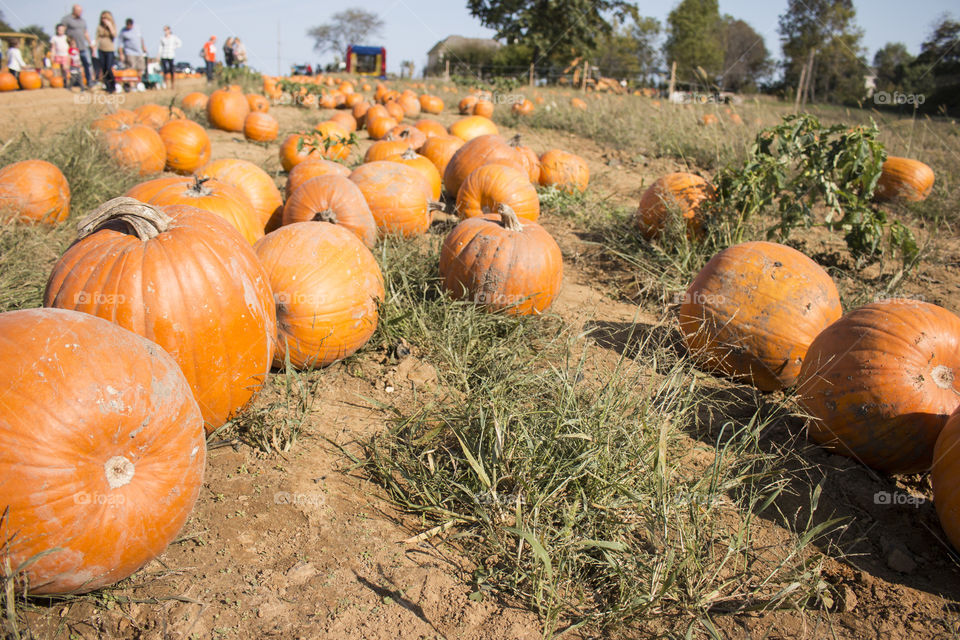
[429, 200, 446, 213]
[401, 148, 418, 160]
[509, 134, 522, 147]
[77, 196, 172, 241]
[186, 174, 212, 196]
[313, 208, 338, 224]
[497, 203, 524, 231]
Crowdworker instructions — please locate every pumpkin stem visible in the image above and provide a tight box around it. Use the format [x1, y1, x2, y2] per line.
[401, 148, 418, 160]
[509, 134, 522, 147]
[497, 203, 524, 231]
[77, 196, 172, 241]
[429, 200, 446, 213]
[187, 175, 212, 196]
[314, 208, 338, 224]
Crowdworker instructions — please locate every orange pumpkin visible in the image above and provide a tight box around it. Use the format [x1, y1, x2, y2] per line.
[933, 408, 960, 552]
[283, 175, 377, 248]
[456, 164, 539, 222]
[571, 97, 587, 111]
[103, 124, 166, 176]
[365, 139, 411, 163]
[146, 176, 263, 244]
[45, 198, 275, 434]
[124, 176, 188, 202]
[197, 158, 283, 231]
[313, 121, 352, 160]
[0, 160, 71, 225]
[387, 149, 443, 200]
[350, 161, 435, 237]
[459, 95, 478, 114]
[328, 110, 358, 133]
[0, 71, 18, 91]
[135, 103, 180, 129]
[397, 93, 421, 118]
[539, 149, 589, 193]
[636, 173, 715, 239]
[700, 113, 719, 126]
[444, 134, 525, 198]
[797, 300, 960, 474]
[254, 222, 384, 369]
[680, 241, 842, 391]
[875, 156, 935, 202]
[352, 100, 371, 127]
[440, 205, 563, 315]
[246, 93, 270, 112]
[207, 88, 250, 132]
[472, 99, 494, 118]
[367, 116, 399, 141]
[181, 92, 208, 110]
[508, 135, 540, 184]
[0, 307, 205, 595]
[18, 70, 42, 90]
[511, 99, 535, 116]
[243, 111, 279, 142]
[158, 119, 211, 174]
[91, 109, 137, 132]
[384, 100, 405, 121]
[420, 135, 465, 181]
[285, 158, 351, 199]
[419, 94, 444, 114]
[384, 124, 427, 151]
[449, 115, 499, 142]
[414, 118, 447, 139]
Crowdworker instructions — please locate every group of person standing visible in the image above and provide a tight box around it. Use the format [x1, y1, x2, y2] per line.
[200, 35, 247, 82]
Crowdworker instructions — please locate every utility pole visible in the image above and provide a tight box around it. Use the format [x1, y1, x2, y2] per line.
[276, 22, 281, 76]
[667, 61, 676, 100]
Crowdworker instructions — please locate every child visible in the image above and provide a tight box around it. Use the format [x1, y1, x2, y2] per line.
[145, 57, 162, 89]
[6, 40, 26, 81]
[68, 38, 83, 89]
[51, 24, 70, 89]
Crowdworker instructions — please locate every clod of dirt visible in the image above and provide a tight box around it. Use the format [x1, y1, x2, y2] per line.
[887, 547, 917, 574]
[838, 585, 859, 612]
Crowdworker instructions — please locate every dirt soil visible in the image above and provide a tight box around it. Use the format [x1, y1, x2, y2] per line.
[6, 86, 960, 639]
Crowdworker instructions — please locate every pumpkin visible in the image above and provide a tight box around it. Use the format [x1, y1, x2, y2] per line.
[244, 111, 279, 142]
[285, 158, 351, 199]
[875, 156, 935, 202]
[367, 116, 399, 141]
[384, 124, 427, 151]
[44, 198, 276, 433]
[181, 91, 208, 110]
[125, 176, 189, 202]
[207, 88, 250, 132]
[456, 164, 539, 222]
[0, 71, 18, 91]
[679, 241, 842, 391]
[511, 99, 535, 116]
[135, 103, 180, 129]
[313, 121, 353, 160]
[283, 175, 377, 248]
[637, 173, 715, 239]
[933, 408, 960, 552]
[449, 115, 499, 142]
[388, 149, 443, 200]
[365, 140, 412, 163]
[797, 299, 960, 474]
[18, 70, 41, 90]
[420, 135, 465, 181]
[344, 92, 364, 108]
[728, 113, 744, 125]
[146, 175, 263, 244]
[508, 135, 541, 183]
[459, 95, 478, 114]
[91, 109, 137, 132]
[472, 100, 494, 118]
[350, 161, 435, 237]
[279, 134, 320, 172]
[397, 93, 421, 118]
[328, 110, 358, 133]
[197, 158, 283, 231]
[443, 134, 525, 198]
[384, 100, 405, 121]
[246, 93, 270, 112]
[539, 149, 589, 193]
[700, 113, 719, 126]
[569, 97, 586, 110]
[414, 118, 447, 139]
[0, 160, 71, 225]
[254, 222, 384, 369]
[103, 124, 166, 176]
[158, 119, 211, 174]
[440, 204, 563, 315]
[352, 100, 371, 126]
[0, 307, 205, 595]
[365, 104, 389, 124]
[419, 94, 444, 114]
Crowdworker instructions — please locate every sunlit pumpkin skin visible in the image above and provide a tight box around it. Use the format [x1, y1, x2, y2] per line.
[637, 172, 716, 239]
[91, 109, 137, 132]
[279, 134, 322, 172]
[365, 140, 411, 163]
[875, 156, 935, 202]
[508, 135, 540, 183]
[314, 121, 352, 161]
[456, 163, 539, 222]
[103, 124, 166, 176]
[135, 103, 181, 129]
[419, 94, 444, 114]
[283, 175, 377, 248]
[449, 115, 499, 142]
[387, 148, 443, 200]
[797, 300, 960, 474]
[459, 95, 478, 114]
[0, 159, 71, 225]
[0, 307, 205, 595]
[18, 71, 42, 90]
[440, 205, 563, 315]
[243, 112, 279, 142]
[246, 93, 270, 112]
[350, 161, 434, 237]
[384, 124, 427, 151]
[44, 198, 276, 433]
[679, 241, 842, 392]
[444, 134, 525, 198]
[571, 97, 587, 111]
[328, 110, 357, 133]
[367, 116, 399, 141]
[207, 88, 250, 132]
[364, 104, 389, 124]
[539, 149, 589, 193]
[0, 71, 18, 91]
[197, 159, 283, 231]
[933, 408, 960, 552]
[181, 91, 208, 111]
[145, 176, 263, 244]
[397, 93, 421, 118]
[414, 118, 447, 139]
[125, 176, 189, 202]
[158, 119, 211, 174]
[420, 135, 465, 181]
[254, 222, 384, 369]
[700, 113, 719, 126]
[285, 158, 351, 199]
[472, 100, 494, 118]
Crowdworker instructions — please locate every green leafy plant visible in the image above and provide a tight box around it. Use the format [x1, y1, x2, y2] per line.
[295, 130, 359, 162]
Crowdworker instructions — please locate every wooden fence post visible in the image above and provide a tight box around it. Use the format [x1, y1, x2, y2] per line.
[581, 59, 588, 91]
[529, 62, 534, 87]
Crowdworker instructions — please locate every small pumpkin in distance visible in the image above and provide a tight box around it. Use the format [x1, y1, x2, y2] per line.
[472, 99, 494, 118]
[182, 91, 208, 110]
[244, 112, 279, 142]
[636, 172, 715, 239]
[207, 88, 250, 132]
[246, 93, 270, 112]
[874, 156, 935, 202]
[539, 149, 589, 193]
[0, 159, 71, 225]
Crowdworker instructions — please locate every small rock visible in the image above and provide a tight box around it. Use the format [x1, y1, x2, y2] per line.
[838, 585, 858, 612]
[887, 547, 917, 574]
[285, 562, 318, 586]
[385, 385, 394, 393]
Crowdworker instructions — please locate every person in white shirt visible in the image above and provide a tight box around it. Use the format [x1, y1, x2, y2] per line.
[158, 25, 181, 88]
[50, 24, 71, 89]
[6, 40, 26, 80]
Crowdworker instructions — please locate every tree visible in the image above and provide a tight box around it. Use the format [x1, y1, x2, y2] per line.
[913, 16, 960, 113]
[720, 17, 772, 92]
[307, 9, 384, 62]
[664, 0, 723, 84]
[466, 0, 638, 65]
[778, 0, 867, 103]
[590, 19, 643, 80]
[20, 25, 50, 47]
[872, 43, 916, 93]
[631, 17, 662, 83]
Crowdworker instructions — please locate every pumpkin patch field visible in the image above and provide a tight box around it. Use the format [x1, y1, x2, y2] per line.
[2, 76, 960, 639]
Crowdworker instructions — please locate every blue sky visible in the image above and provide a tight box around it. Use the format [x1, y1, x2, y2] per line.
[2, 1, 955, 75]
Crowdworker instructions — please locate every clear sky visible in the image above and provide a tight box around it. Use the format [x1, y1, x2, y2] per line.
[2, 1, 955, 75]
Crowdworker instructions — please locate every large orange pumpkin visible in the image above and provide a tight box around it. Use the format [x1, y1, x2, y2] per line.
[285, 158, 351, 199]
[797, 300, 960, 474]
[420, 135, 465, 180]
[444, 135, 525, 197]
[679, 241, 842, 391]
[244, 112, 279, 142]
[0, 159, 71, 225]
[414, 118, 447, 139]
[637, 173, 715, 239]
[0, 71, 18, 91]
[456, 164, 539, 222]
[145, 176, 263, 244]
[17, 70, 42, 90]
[365, 139, 411, 163]
[419, 94, 444, 114]
[91, 109, 137, 132]
[197, 158, 283, 231]
[874, 156, 935, 202]
[0, 307, 205, 595]
[440, 205, 563, 315]
[283, 175, 377, 248]
[509, 135, 541, 184]
[103, 124, 166, 176]
[350, 161, 435, 237]
[207, 88, 250, 132]
[181, 91, 208, 110]
[44, 198, 276, 433]
[449, 115, 498, 142]
[246, 93, 270, 112]
[367, 116, 399, 141]
[254, 222, 384, 369]
[158, 119, 211, 174]
[539, 149, 589, 193]
[386, 149, 443, 200]
[313, 121, 352, 160]
[933, 408, 960, 552]
[135, 103, 181, 129]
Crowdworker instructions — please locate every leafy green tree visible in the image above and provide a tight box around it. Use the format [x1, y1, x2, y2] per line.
[631, 17, 662, 83]
[590, 19, 643, 79]
[913, 17, 960, 113]
[664, 0, 724, 83]
[466, 0, 638, 65]
[720, 17, 772, 92]
[307, 9, 384, 62]
[778, 0, 867, 103]
[872, 42, 916, 93]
